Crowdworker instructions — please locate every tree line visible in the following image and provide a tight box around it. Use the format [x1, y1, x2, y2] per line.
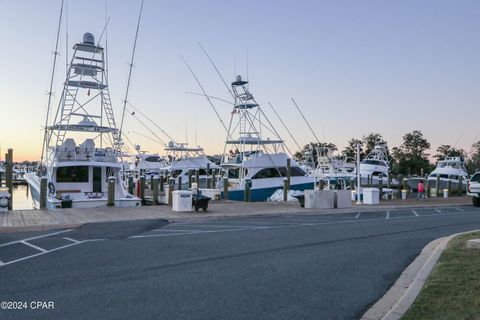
[293, 130, 480, 175]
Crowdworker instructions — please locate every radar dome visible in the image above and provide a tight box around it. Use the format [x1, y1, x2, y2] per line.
[83, 33, 95, 45]
[135, 144, 141, 151]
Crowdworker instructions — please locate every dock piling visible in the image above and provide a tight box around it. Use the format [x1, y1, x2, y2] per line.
[153, 176, 159, 205]
[195, 170, 200, 188]
[128, 175, 134, 195]
[6, 149, 13, 210]
[283, 178, 288, 202]
[286, 158, 291, 188]
[139, 175, 146, 201]
[212, 169, 217, 189]
[107, 176, 115, 206]
[40, 176, 47, 209]
[223, 177, 229, 200]
[168, 177, 174, 207]
[458, 176, 463, 195]
[244, 179, 251, 202]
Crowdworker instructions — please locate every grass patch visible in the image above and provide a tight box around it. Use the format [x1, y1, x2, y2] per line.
[402, 231, 480, 320]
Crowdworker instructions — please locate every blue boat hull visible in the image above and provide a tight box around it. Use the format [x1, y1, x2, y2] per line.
[223, 182, 314, 202]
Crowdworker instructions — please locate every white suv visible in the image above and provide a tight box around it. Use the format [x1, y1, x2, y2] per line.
[467, 172, 480, 207]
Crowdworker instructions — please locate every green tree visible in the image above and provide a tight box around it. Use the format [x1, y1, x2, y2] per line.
[362, 133, 384, 156]
[467, 141, 480, 174]
[342, 133, 389, 160]
[342, 138, 363, 159]
[433, 144, 465, 164]
[391, 130, 432, 175]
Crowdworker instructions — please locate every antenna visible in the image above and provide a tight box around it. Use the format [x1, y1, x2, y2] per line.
[246, 49, 249, 89]
[40, 0, 64, 166]
[291, 97, 321, 145]
[65, 0, 69, 78]
[198, 43, 235, 99]
[118, 0, 145, 151]
[180, 55, 231, 137]
[185, 120, 188, 145]
[268, 102, 302, 152]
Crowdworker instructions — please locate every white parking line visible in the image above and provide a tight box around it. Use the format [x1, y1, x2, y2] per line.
[0, 229, 73, 248]
[130, 210, 480, 240]
[0, 259, 4, 266]
[0, 241, 83, 268]
[386, 211, 390, 220]
[355, 212, 361, 219]
[152, 229, 208, 233]
[130, 227, 270, 239]
[21, 241, 47, 253]
[175, 224, 259, 229]
[63, 237, 81, 244]
[454, 207, 465, 212]
[412, 210, 419, 217]
[434, 208, 442, 213]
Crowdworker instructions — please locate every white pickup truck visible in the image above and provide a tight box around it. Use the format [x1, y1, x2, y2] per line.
[468, 172, 480, 207]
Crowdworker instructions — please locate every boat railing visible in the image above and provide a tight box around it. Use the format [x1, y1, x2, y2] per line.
[55, 147, 117, 163]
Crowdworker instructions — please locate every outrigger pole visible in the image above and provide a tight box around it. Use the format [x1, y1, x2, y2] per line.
[268, 102, 302, 152]
[126, 101, 177, 144]
[40, 0, 65, 168]
[198, 43, 235, 99]
[180, 55, 232, 137]
[118, 0, 145, 153]
[291, 97, 322, 145]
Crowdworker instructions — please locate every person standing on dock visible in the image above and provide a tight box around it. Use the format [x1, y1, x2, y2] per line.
[417, 180, 426, 200]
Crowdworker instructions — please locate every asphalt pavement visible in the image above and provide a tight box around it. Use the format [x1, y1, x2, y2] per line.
[0, 204, 479, 320]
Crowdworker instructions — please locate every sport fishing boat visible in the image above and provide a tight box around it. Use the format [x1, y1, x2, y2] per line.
[359, 139, 390, 184]
[129, 145, 166, 179]
[313, 146, 355, 189]
[218, 76, 314, 201]
[427, 157, 468, 189]
[26, 33, 141, 209]
[162, 141, 219, 189]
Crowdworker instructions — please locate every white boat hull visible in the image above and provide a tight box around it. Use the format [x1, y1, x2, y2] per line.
[26, 172, 141, 209]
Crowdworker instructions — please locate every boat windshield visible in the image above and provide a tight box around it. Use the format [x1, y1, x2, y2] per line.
[362, 160, 386, 166]
[438, 162, 460, 169]
[145, 156, 162, 163]
[56, 166, 89, 183]
[252, 167, 306, 179]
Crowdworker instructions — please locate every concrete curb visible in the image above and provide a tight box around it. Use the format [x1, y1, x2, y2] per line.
[0, 223, 82, 233]
[360, 229, 480, 320]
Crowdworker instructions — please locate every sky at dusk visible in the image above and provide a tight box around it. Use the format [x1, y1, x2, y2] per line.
[1, 0, 479, 161]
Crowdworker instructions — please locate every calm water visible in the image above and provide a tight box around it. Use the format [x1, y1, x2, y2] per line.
[11, 185, 34, 210]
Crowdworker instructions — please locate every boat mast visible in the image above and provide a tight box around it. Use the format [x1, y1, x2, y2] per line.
[40, 0, 64, 169]
[118, 0, 144, 154]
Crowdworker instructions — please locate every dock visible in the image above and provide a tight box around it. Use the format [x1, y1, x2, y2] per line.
[0, 197, 471, 233]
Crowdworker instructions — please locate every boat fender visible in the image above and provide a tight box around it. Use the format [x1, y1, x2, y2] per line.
[48, 182, 56, 195]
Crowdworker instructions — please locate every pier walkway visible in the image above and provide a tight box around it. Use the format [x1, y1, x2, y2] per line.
[0, 197, 471, 233]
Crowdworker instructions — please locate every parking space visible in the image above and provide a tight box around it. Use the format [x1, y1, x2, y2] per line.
[131, 206, 476, 240]
[0, 229, 94, 267]
[0, 206, 475, 266]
